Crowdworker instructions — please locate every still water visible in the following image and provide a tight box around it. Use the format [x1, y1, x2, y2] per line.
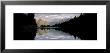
[35, 28, 81, 40]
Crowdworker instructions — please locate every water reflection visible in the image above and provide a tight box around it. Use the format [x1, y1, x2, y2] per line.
[35, 28, 81, 40]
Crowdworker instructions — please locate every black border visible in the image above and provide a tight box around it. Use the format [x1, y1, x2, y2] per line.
[1, 1, 109, 53]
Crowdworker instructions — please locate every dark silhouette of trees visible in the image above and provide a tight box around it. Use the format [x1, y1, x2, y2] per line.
[51, 13, 97, 40]
[14, 13, 37, 40]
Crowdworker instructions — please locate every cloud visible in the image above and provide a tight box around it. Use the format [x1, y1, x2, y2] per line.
[34, 13, 81, 25]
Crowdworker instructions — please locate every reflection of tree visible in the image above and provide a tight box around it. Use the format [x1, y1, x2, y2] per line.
[51, 13, 97, 40]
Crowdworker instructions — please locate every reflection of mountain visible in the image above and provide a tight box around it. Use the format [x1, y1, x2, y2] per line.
[36, 29, 49, 35]
[35, 29, 80, 40]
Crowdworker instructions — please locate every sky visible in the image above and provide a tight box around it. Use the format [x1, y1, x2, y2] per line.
[34, 13, 81, 25]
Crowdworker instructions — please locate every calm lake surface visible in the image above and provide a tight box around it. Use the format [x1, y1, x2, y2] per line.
[35, 28, 81, 40]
